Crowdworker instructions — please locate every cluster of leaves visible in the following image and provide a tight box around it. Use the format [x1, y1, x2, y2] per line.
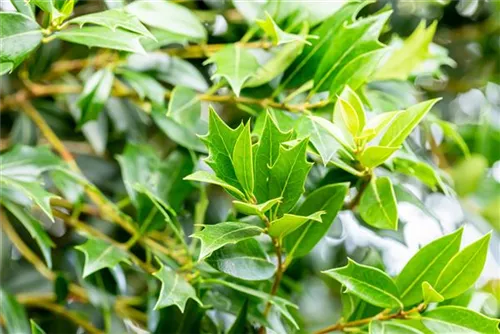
[1, 0, 499, 333]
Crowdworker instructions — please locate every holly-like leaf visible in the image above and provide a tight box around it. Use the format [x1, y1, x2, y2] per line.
[56, 26, 146, 54]
[284, 183, 349, 259]
[0, 12, 42, 74]
[233, 123, 254, 197]
[204, 45, 260, 96]
[184, 171, 246, 201]
[126, 0, 206, 42]
[153, 264, 202, 312]
[206, 239, 276, 281]
[422, 306, 500, 333]
[434, 233, 491, 299]
[323, 259, 403, 309]
[191, 222, 264, 260]
[77, 68, 114, 124]
[0, 290, 30, 334]
[359, 177, 398, 230]
[75, 238, 131, 278]
[233, 197, 282, 216]
[254, 112, 293, 203]
[396, 228, 463, 306]
[422, 281, 444, 304]
[257, 12, 311, 46]
[68, 9, 154, 39]
[269, 138, 313, 214]
[268, 211, 324, 239]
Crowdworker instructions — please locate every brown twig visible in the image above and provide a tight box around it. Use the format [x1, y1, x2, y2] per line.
[344, 175, 372, 210]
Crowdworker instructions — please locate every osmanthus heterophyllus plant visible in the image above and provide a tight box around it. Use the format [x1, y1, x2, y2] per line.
[0, 0, 498, 333]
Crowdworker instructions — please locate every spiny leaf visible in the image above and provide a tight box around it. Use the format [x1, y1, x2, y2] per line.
[75, 238, 130, 278]
[257, 12, 311, 46]
[359, 176, 398, 230]
[233, 197, 282, 216]
[233, 123, 254, 198]
[184, 171, 246, 201]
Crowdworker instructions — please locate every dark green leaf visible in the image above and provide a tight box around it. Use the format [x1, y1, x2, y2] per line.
[359, 176, 398, 230]
[75, 238, 131, 278]
[227, 299, 249, 334]
[77, 69, 114, 124]
[233, 123, 254, 197]
[422, 306, 500, 333]
[0, 289, 30, 334]
[184, 171, 246, 201]
[54, 274, 69, 304]
[31, 320, 47, 334]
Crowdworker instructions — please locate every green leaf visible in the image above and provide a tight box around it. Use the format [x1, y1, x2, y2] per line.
[119, 70, 166, 104]
[153, 264, 202, 312]
[359, 176, 398, 230]
[284, 183, 349, 259]
[254, 112, 293, 203]
[322, 259, 403, 309]
[257, 12, 311, 46]
[361, 111, 401, 143]
[75, 238, 131, 278]
[3, 201, 54, 269]
[201, 108, 245, 190]
[227, 299, 249, 334]
[0, 289, 30, 334]
[310, 115, 356, 153]
[126, 0, 206, 42]
[0, 12, 42, 73]
[56, 26, 146, 54]
[204, 45, 260, 96]
[430, 117, 470, 158]
[233, 123, 254, 197]
[191, 222, 264, 260]
[393, 154, 443, 190]
[206, 239, 276, 281]
[32, 0, 63, 20]
[184, 171, 246, 201]
[422, 281, 444, 304]
[359, 145, 400, 168]
[374, 21, 437, 81]
[77, 68, 114, 124]
[312, 10, 391, 95]
[335, 86, 366, 137]
[268, 211, 324, 239]
[10, 0, 35, 19]
[167, 86, 202, 130]
[422, 306, 500, 333]
[379, 99, 440, 147]
[370, 320, 425, 334]
[31, 320, 47, 334]
[434, 233, 492, 299]
[269, 138, 313, 214]
[450, 155, 488, 197]
[396, 228, 463, 306]
[68, 9, 154, 39]
[233, 197, 282, 216]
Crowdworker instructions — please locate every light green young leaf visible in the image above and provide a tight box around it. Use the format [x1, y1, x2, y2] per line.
[167, 86, 201, 130]
[77, 68, 114, 125]
[374, 21, 438, 81]
[310, 115, 356, 153]
[206, 239, 276, 281]
[0, 12, 42, 74]
[361, 111, 401, 142]
[233, 123, 254, 197]
[285, 183, 348, 259]
[359, 145, 400, 168]
[153, 264, 202, 312]
[257, 12, 311, 46]
[75, 238, 130, 278]
[32, 0, 63, 20]
[334, 98, 362, 138]
[68, 9, 154, 39]
[422, 281, 444, 304]
[184, 171, 246, 201]
[233, 197, 282, 216]
[396, 228, 463, 306]
[268, 211, 325, 239]
[126, 0, 206, 42]
[204, 45, 260, 96]
[269, 138, 313, 214]
[359, 177, 398, 230]
[56, 26, 146, 54]
[323, 259, 403, 309]
[119, 70, 166, 104]
[254, 112, 293, 203]
[379, 99, 440, 147]
[3, 201, 54, 269]
[422, 306, 500, 333]
[191, 222, 264, 260]
[0, 290, 30, 334]
[434, 233, 491, 299]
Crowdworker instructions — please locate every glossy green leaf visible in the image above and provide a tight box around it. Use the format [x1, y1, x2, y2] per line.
[396, 228, 463, 306]
[56, 26, 146, 54]
[10, 0, 35, 19]
[393, 154, 442, 190]
[0, 12, 42, 73]
[0, 289, 30, 334]
[269, 211, 324, 239]
[32, 0, 63, 19]
[167, 86, 201, 130]
[422, 281, 444, 304]
[191, 222, 264, 260]
[184, 171, 246, 201]
[379, 99, 440, 147]
[233, 197, 282, 216]
[254, 112, 293, 203]
[375, 21, 437, 81]
[204, 45, 260, 96]
[335, 86, 366, 136]
[77, 68, 114, 124]
[285, 183, 349, 259]
[359, 145, 400, 168]
[126, 0, 206, 42]
[422, 306, 500, 333]
[227, 299, 249, 334]
[257, 12, 311, 46]
[31, 320, 47, 334]
[361, 111, 401, 142]
[434, 233, 491, 299]
[233, 123, 254, 197]
[120, 70, 166, 104]
[310, 115, 356, 152]
[206, 239, 276, 281]
[68, 9, 154, 39]
[75, 238, 131, 278]
[153, 264, 202, 312]
[359, 177, 398, 230]
[323, 259, 403, 309]
[370, 320, 425, 334]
